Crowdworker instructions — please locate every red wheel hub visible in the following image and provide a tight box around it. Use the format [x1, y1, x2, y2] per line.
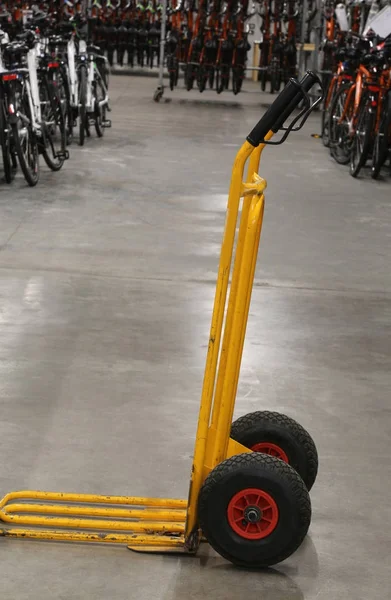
[251, 442, 289, 463]
[227, 488, 279, 540]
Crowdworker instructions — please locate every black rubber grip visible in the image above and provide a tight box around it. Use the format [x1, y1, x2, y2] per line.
[246, 71, 319, 147]
[272, 71, 320, 133]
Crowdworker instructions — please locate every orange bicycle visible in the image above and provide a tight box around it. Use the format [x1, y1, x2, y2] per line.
[328, 39, 371, 167]
[321, 39, 356, 147]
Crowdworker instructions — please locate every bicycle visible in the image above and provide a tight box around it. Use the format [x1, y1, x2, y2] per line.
[321, 42, 356, 147]
[231, 1, 251, 96]
[77, 37, 110, 145]
[2, 30, 68, 186]
[0, 25, 18, 183]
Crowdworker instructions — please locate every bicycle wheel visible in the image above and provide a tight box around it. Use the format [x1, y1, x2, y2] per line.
[350, 94, 374, 178]
[232, 66, 244, 95]
[260, 69, 267, 91]
[167, 55, 177, 91]
[329, 83, 353, 165]
[186, 64, 194, 91]
[216, 67, 223, 94]
[41, 81, 67, 172]
[208, 66, 214, 89]
[197, 65, 207, 93]
[11, 82, 39, 187]
[61, 71, 73, 145]
[371, 92, 391, 180]
[78, 65, 87, 146]
[321, 79, 335, 148]
[169, 68, 176, 91]
[222, 65, 230, 90]
[270, 69, 281, 94]
[93, 74, 106, 138]
[0, 97, 16, 183]
[51, 66, 73, 145]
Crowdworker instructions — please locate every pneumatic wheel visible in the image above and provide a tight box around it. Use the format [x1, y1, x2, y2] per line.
[230, 411, 318, 491]
[198, 453, 311, 568]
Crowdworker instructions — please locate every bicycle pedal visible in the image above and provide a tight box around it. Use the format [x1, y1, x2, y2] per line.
[89, 118, 95, 126]
[57, 150, 70, 160]
[103, 120, 112, 128]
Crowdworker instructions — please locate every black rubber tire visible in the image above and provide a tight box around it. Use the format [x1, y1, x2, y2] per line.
[350, 95, 374, 178]
[169, 69, 175, 91]
[260, 70, 267, 91]
[321, 78, 334, 148]
[273, 70, 281, 93]
[208, 66, 215, 89]
[197, 65, 207, 93]
[216, 67, 223, 94]
[79, 66, 87, 146]
[230, 411, 318, 491]
[186, 64, 194, 91]
[321, 107, 329, 147]
[232, 67, 244, 95]
[199, 453, 311, 568]
[11, 85, 39, 187]
[0, 102, 15, 183]
[329, 83, 352, 165]
[93, 77, 106, 138]
[55, 66, 73, 145]
[371, 92, 391, 179]
[41, 82, 67, 172]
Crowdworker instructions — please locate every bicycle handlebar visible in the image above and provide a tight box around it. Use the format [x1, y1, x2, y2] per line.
[247, 71, 320, 147]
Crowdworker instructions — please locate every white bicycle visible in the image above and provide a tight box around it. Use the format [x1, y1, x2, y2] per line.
[2, 29, 67, 186]
[74, 37, 110, 146]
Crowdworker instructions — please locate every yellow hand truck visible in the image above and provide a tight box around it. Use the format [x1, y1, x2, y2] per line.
[0, 72, 322, 568]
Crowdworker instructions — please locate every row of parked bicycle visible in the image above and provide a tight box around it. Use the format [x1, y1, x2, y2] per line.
[87, 0, 300, 95]
[321, 32, 391, 180]
[0, 10, 111, 187]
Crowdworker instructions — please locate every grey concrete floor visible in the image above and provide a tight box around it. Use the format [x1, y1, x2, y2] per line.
[0, 76, 390, 599]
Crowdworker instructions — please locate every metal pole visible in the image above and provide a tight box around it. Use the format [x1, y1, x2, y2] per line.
[298, 0, 308, 80]
[154, 0, 167, 100]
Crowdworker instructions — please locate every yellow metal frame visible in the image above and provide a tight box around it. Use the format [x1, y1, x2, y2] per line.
[0, 132, 273, 553]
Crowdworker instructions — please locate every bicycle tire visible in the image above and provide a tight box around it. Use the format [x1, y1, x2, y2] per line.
[208, 66, 214, 89]
[78, 65, 87, 146]
[0, 98, 15, 183]
[371, 92, 391, 179]
[321, 78, 335, 148]
[197, 65, 207, 93]
[11, 83, 39, 186]
[270, 69, 281, 93]
[329, 83, 353, 165]
[41, 82, 67, 172]
[269, 58, 281, 94]
[174, 62, 179, 86]
[350, 95, 374, 178]
[169, 70, 175, 91]
[260, 69, 267, 91]
[186, 64, 195, 91]
[54, 66, 73, 145]
[216, 67, 223, 94]
[223, 65, 230, 90]
[93, 76, 106, 138]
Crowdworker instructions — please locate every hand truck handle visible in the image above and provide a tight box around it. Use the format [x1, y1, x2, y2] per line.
[247, 71, 320, 147]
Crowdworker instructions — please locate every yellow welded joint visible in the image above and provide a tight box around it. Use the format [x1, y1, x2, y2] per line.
[241, 172, 267, 197]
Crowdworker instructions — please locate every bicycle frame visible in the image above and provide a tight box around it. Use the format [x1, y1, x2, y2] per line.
[338, 64, 373, 133]
[373, 68, 391, 134]
[324, 61, 352, 110]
